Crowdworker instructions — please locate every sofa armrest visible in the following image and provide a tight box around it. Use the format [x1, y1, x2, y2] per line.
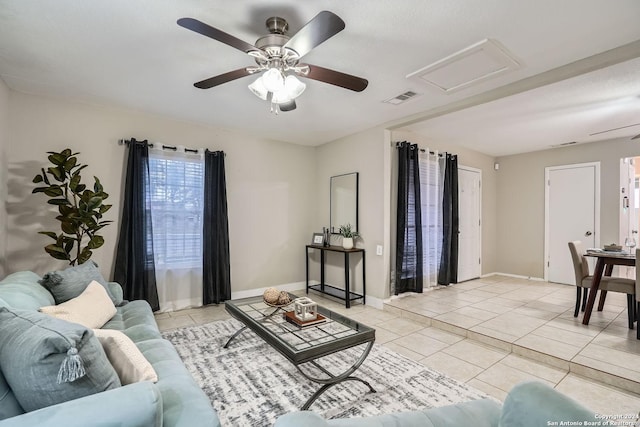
[0, 381, 162, 427]
[275, 398, 501, 427]
[107, 281, 124, 305]
[500, 380, 596, 427]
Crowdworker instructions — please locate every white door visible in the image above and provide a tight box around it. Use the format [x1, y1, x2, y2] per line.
[545, 163, 599, 285]
[458, 166, 482, 282]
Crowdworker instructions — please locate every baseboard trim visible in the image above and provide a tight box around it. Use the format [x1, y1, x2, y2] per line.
[481, 272, 545, 282]
[231, 281, 383, 310]
[230, 281, 310, 300]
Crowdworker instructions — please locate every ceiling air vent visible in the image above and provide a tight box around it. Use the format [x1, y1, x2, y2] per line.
[383, 91, 419, 105]
[550, 141, 578, 148]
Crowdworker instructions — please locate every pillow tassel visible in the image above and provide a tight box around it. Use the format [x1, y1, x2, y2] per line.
[57, 346, 86, 383]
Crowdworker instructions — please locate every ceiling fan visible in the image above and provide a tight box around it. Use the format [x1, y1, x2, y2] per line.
[177, 11, 368, 112]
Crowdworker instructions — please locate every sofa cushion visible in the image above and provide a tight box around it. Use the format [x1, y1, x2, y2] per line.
[39, 260, 117, 305]
[40, 281, 117, 329]
[0, 368, 24, 420]
[102, 299, 162, 342]
[0, 271, 54, 310]
[499, 381, 596, 427]
[0, 307, 121, 412]
[136, 339, 221, 427]
[93, 329, 158, 385]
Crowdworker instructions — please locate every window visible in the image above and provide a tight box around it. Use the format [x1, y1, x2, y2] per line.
[148, 150, 204, 268]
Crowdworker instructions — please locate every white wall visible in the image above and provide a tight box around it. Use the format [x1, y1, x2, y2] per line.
[0, 78, 9, 277]
[6, 92, 316, 293]
[495, 137, 640, 278]
[314, 126, 388, 301]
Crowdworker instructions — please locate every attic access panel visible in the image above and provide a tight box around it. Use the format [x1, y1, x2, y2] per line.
[407, 38, 521, 93]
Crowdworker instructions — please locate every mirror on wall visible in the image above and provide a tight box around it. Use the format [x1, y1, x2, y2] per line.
[330, 172, 359, 234]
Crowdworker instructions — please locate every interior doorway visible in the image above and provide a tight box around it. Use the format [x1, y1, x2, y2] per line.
[545, 162, 600, 284]
[618, 157, 640, 278]
[457, 166, 482, 282]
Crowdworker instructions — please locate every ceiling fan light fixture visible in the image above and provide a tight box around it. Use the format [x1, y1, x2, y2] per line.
[262, 68, 285, 92]
[248, 77, 269, 100]
[284, 75, 306, 99]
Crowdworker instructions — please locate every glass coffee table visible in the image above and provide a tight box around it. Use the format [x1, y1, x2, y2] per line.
[224, 293, 376, 409]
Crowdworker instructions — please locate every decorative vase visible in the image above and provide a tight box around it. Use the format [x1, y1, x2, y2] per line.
[342, 237, 353, 250]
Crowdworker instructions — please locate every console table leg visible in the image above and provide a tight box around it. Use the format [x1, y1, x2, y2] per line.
[345, 252, 350, 308]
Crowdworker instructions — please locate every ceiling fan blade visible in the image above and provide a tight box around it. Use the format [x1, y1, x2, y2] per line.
[194, 68, 254, 89]
[632, 133, 640, 140]
[299, 64, 368, 92]
[283, 11, 345, 59]
[178, 17, 259, 54]
[279, 100, 297, 112]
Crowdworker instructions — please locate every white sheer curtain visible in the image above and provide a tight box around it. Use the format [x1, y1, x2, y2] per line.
[148, 145, 204, 312]
[418, 149, 445, 288]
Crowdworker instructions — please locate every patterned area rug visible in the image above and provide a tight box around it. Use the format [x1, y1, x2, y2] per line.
[162, 319, 490, 427]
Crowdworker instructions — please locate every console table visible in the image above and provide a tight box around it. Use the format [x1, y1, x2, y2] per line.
[305, 244, 366, 308]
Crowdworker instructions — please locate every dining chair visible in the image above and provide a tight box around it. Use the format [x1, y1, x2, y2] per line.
[568, 241, 635, 328]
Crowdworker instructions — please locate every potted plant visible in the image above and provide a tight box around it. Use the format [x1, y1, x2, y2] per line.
[32, 148, 112, 265]
[338, 223, 359, 249]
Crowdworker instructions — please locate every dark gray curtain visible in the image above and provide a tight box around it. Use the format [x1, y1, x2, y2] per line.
[438, 153, 459, 285]
[113, 138, 159, 311]
[394, 142, 423, 294]
[203, 150, 231, 305]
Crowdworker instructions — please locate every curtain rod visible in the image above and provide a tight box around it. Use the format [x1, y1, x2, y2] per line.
[394, 141, 445, 157]
[119, 138, 204, 154]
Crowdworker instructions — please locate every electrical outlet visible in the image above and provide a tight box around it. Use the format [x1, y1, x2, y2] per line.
[376, 245, 383, 256]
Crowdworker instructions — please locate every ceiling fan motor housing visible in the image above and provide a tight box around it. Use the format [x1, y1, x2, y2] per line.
[265, 16, 288, 35]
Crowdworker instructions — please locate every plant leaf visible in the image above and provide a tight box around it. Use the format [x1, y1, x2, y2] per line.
[32, 174, 43, 183]
[87, 235, 104, 249]
[69, 174, 81, 192]
[43, 186, 63, 197]
[71, 164, 88, 176]
[41, 168, 51, 185]
[63, 157, 77, 172]
[38, 231, 58, 240]
[48, 166, 64, 182]
[47, 153, 67, 166]
[94, 177, 103, 193]
[78, 247, 92, 264]
[61, 148, 72, 158]
[44, 244, 70, 260]
[60, 220, 76, 235]
[47, 198, 71, 206]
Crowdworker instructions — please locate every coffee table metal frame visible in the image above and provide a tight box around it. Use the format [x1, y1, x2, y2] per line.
[224, 294, 376, 410]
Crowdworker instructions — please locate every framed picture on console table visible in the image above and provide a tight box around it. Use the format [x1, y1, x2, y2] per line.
[311, 233, 324, 245]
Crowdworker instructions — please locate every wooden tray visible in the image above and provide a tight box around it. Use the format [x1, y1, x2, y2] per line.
[284, 311, 327, 328]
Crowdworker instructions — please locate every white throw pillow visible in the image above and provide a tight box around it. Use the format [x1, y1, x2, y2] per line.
[93, 329, 158, 385]
[39, 280, 117, 329]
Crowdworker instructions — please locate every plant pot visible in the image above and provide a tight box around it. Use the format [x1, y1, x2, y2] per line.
[342, 237, 354, 250]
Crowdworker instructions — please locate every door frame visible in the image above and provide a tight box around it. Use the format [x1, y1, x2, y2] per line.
[458, 164, 482, 281]
[543, 162, 600, 282]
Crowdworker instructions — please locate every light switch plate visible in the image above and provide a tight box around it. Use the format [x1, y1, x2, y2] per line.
[376, 245, 383, 256]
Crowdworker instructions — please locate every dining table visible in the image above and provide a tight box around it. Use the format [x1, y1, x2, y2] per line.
[582, 250, 635, 325]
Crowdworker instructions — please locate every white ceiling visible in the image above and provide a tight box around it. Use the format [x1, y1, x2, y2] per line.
[0, 0, 639, 156]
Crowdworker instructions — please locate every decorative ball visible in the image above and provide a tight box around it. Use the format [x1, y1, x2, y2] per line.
[277, 291, 291, 305]
[263, 287, 280, 304]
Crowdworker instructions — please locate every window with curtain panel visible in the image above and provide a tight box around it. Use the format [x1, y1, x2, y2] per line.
[418, 150, 445, 288]
[148, 148, 204, 268]
[147, 146, 205, 312]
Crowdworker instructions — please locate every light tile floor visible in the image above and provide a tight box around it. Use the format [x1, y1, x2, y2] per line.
[156, 275, 640, 417]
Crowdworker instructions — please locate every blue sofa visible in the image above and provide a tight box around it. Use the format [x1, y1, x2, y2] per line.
[274, 381, 598, 427]
[0, 271, 219, 427]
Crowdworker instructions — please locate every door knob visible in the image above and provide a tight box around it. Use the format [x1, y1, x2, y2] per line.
[585, 231, 593, 236]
